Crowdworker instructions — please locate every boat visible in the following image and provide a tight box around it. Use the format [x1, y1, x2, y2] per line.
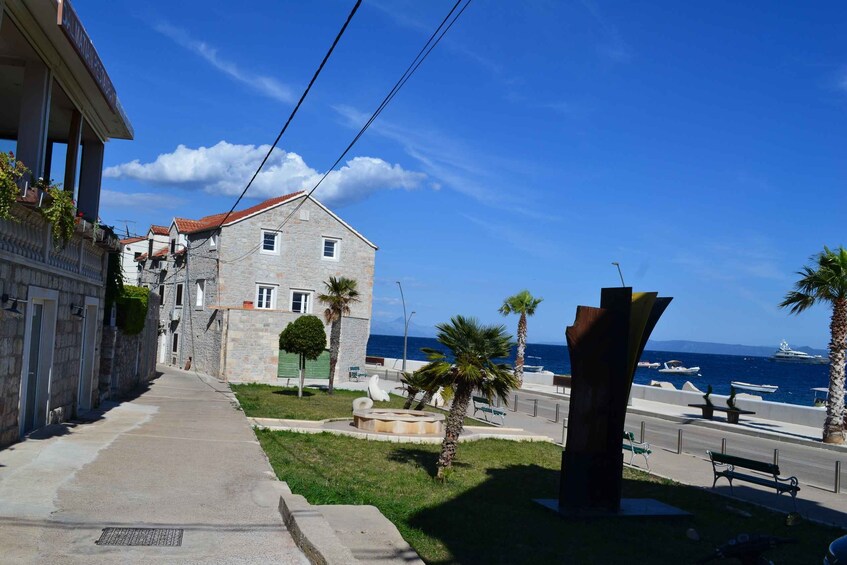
[771, 340, 828, 364]
[637, 361, 660, 369]
[523, 365, 546, 373]
[658, 360, 701, 375]
[812, 387, 829, 407]
[730, 381, 778, 394]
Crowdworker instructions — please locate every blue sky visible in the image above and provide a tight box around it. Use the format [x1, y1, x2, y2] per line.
[82, 1, 846, 348]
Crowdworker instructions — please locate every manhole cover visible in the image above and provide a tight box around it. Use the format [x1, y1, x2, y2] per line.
[96, 528, 183, 546]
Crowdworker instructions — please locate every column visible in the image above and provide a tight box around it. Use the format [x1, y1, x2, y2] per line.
[64, 110, 82, 197]
[77, 138, 104, 221]
[16, 59, 52, 180]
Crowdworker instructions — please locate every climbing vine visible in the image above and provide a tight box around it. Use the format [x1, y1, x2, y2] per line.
[36, 181, 76, 248]
[0, 152, 27, 221]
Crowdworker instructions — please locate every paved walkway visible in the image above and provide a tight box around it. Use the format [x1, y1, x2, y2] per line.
[0, 367, 308, 564]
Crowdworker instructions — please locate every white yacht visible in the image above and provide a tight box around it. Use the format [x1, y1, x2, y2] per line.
[730, 381, 778, 394]
[658, 360, 701, 375]
[771, 340, 828, 364]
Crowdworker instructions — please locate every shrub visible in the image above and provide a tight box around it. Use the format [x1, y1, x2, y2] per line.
[117, 285, 149, 335]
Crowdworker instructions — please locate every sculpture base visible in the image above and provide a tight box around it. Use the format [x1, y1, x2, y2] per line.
[534, 498, 692, 520]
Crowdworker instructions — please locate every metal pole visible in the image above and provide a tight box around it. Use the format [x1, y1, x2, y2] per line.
[396, 281, 408, 372]
[513, 394, 518, 412]
[561, 420, 566, 444]
[773, 449, 779, 466]
[721, 438, 726, 454]
[640, 421, 646, 443]
[554, 404, 560, 423]
[836, 461, 842, 494]
[532, 399, 538, 417]
[611, 261, 625, 287]
[677, 429, 683, 454]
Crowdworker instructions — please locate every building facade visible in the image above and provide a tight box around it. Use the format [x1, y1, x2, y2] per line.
[0, 0, 133, 447]
[137, 192, 377, 382]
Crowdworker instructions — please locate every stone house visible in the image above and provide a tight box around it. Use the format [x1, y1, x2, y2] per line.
[0, 0, 133, 447]
[137, 191, 377, 382]
[118, 224, 169, 285]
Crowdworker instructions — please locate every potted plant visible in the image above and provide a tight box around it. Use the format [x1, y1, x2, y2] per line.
[726, 386, 737, 410]
[702, 385, 714, 419]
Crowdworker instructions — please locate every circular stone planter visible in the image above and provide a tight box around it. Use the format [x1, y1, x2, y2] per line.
[352, 408, 445, 435]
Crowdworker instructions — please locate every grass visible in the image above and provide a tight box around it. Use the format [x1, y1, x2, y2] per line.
[232, 383, 488, 426]
[256, 430, 842, 564]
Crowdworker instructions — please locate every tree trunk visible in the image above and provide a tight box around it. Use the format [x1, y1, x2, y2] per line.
[515, 312, 528, 387]
[327, 318, 341, 395]
[436, 381, 473, 480]
[403, 386, 420, 409]
[298, 355, 304, 398]
[824, 298, 847, 444]
[414, 389, 434, 411]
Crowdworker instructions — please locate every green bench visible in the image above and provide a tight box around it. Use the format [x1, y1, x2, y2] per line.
[707, 450, 800, 510]
[622, 431, 651, 469]
[472, 395, 506, 425]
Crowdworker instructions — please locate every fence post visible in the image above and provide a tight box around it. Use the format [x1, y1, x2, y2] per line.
[532, 399, 538, 417]
[513, 394, 518, 412]
[677, 429, 683, 454]
[554, 404, 560, 423]
[836, 461, 842, 494]
[721, 438, 726, 454]
[773, 449, 779, 466]
[640, 421, 646, 443]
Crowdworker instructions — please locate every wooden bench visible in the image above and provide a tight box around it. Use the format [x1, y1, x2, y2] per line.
[706, 450, 800, 510]
[622, 431, 651, 469]
[553, 375, 571, 394]
[688, 404, 756, 424]
[472, 395, 506, 425]
[348, 366, 368, 382]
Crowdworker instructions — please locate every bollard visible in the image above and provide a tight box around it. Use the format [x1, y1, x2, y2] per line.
[721, 438, 726, 454]
[554, 404, 560, 423]
[561, 420, 567, 444]
[533, 399, 538, 417]
[513, 395, 518, 412]
[774, 449, 779, 466]
[640, 421, 646, 443]
[836, 461, 842, 494]
[677, 429, 683, 454]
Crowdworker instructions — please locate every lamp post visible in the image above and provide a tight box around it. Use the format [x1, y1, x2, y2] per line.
[611, 261, 625, 287]
[396, 281, 415, 372]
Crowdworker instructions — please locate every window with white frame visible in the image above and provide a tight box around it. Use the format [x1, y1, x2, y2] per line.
[290, 290, 312, 313]
[322, 237, 339, 260]
[256, 285, 276, 309]
[195, 279, 205, 307]
[175, 283, 184, 307]
[261, 230, 279, 254]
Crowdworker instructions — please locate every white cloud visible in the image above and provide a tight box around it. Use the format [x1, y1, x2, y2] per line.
[153, 22, 294, 104]
[103, 141, 427, 207]
[100, 189, 186, 210]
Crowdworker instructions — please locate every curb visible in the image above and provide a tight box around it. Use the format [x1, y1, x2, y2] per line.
[278, 487, 358, 565]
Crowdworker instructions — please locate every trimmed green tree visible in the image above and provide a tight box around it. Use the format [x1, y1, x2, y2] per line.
[499, 290, 543, 387]
[422, 315, 518, 480]
[318, 276, 360, 395]
[781, 246, 847, 444]
[279, 315, 327, 398]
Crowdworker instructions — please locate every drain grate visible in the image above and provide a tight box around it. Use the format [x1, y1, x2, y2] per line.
[96, 527, 183, 547]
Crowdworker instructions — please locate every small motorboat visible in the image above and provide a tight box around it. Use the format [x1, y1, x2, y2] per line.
[637, 361, 660, 369]
[523, 365, 545, 373]
[730, 381, 778, 394]
[658, 360, 701, 375]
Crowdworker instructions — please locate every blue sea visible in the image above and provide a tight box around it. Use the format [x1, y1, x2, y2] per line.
[366, 334, 831, 407]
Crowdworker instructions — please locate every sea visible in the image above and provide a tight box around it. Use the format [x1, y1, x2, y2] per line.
[366, 334, 831, 408]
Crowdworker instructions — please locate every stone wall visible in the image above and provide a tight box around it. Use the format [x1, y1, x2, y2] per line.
[99, 292, 161, 398]
[223, 309, 369, 383]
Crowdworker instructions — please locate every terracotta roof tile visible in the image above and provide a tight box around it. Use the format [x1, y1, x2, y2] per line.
[120, 236, 145, 245]
[150, 225, 169, 235]
[134, 253, 148, 262]
[152, 246, 169, 258]
[173, 191, 303, 234]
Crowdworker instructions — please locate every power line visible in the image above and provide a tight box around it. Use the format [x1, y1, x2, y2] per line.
[211, 0, 363, 232]
[221, 0, 472, 265]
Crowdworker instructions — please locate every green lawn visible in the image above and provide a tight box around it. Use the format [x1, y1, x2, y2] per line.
[232, 383, 487, 426]
[256, 430, 842, 564]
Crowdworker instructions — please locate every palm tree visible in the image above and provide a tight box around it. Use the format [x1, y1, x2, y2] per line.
[318, 276, 360, 395]
[422, 316, 518, 480]
[781, 246, 847, 444]
[499, 290, 543, 387]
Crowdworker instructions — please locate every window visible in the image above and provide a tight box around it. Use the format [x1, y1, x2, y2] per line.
[209, 234, 217, 249]
[195, 280, 205, 307]
[256, 285, 276, 309]
[290, 290, 312, 313]
[175, 283, 184, 307]
[170, 239, 176, 254]
[148, 239, 153, 256]
[261, 230, 279, 254]
[322, 237, 339, 260]
[172, 333, 179, 353]
[134, 251, 141, 260]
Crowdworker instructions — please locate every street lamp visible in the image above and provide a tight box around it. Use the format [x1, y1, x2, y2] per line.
[611, 261, 626, 287]
[396, 281, 415, 372]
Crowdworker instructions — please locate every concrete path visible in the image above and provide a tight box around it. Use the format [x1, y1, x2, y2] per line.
[0, 367, 308, 565]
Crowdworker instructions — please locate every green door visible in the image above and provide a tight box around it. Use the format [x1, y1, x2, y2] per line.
[278, 350, 330, 379]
